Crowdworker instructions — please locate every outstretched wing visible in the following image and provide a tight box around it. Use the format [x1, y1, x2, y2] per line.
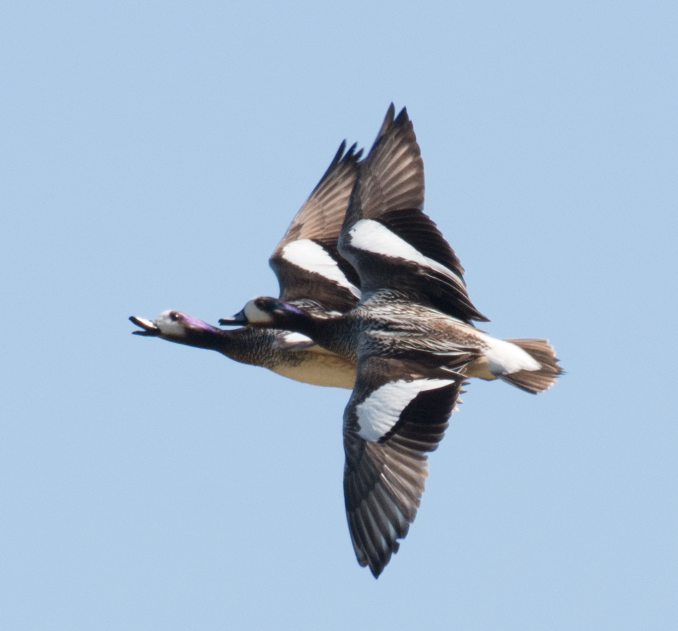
[342, 353, 469, 577]
[270, 141, 363, 313]
[338, 105, 488, 323]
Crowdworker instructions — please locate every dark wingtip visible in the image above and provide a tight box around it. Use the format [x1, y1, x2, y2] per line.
[394, 106, 409, 124]
[332, 139, 347, 165]
[376, 103, 396, 140]
[346, 141, 364, 163]
[369, 103, 408, 154]
[309, 138, 362, 196]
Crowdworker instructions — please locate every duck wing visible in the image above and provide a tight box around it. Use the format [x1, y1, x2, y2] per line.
[338, 105, 488, 323]
[342, 352, 470, 577]
[269, 141, 363, 313]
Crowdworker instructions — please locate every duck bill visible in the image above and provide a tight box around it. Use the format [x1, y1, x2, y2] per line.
[129, 316, 161, 336]
[218, 310, 248, 326]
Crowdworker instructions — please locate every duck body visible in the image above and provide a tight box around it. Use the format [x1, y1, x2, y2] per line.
[242, 292, 475, 361]
[130, 310, 356, 389]
[235, 290, 555, 391]
[216, 325, 357, 389]
[354, 294, 553, 391]
[132, 140, 364, 389]
[224, 105, 562, 577]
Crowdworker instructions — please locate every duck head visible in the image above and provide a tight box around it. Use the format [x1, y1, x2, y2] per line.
[130, 310, 224, 349]
[219, 297, 312, 331]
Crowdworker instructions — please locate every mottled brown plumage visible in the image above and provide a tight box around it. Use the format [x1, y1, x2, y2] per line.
[224, 105, 562, 578]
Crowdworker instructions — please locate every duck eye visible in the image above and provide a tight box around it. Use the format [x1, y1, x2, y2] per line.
[170, 312, 179, 321]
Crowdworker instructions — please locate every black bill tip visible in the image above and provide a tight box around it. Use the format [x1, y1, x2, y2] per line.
[218, 311, 247, 326]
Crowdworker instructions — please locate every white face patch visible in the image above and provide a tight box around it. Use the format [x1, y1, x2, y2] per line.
[155, 311, 187, 337]
[282, 239, 361, 298]
[356, 379, 455, 442]
[243, 300, 275, 324]
[348, 219, 464, 287]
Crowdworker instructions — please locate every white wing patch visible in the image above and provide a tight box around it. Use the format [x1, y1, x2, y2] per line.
[282, 239, 361, 298]
[356, 379, 455, 442]
[348, 219, 464, 287]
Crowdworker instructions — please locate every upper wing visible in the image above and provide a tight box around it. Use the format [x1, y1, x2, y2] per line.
[269, 141, 363, 313]
[338, 105, 488, 323]
[342, 353, 469, 577]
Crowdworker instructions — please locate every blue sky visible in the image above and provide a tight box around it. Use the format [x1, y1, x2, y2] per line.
[1, 1, 677, 629]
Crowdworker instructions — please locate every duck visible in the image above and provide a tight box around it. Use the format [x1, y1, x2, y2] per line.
[220, 105, 562, 577]
[130, 140, 363, 389]
[129, 309, 357, 388]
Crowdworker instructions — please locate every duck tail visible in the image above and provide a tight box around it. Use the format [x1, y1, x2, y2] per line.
[499, 339, 562, 394]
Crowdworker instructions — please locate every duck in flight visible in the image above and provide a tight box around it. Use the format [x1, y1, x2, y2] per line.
[221, 105, 562, 577]
[130, 141, 363, 389]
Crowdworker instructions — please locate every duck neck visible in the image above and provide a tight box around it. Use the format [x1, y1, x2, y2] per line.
[274, 304, 351, 357]
[273, 304, 321, 339]
[171, 322, 236, 352]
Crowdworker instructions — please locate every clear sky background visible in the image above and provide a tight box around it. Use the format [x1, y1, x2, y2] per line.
[1, 1, 676, 629]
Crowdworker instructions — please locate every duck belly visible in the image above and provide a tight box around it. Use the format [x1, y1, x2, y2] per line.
[269, 353, 357, 389]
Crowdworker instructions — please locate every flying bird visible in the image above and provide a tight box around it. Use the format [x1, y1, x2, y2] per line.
[130, 141, 363, 389]
[222, 105, 562, 577]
